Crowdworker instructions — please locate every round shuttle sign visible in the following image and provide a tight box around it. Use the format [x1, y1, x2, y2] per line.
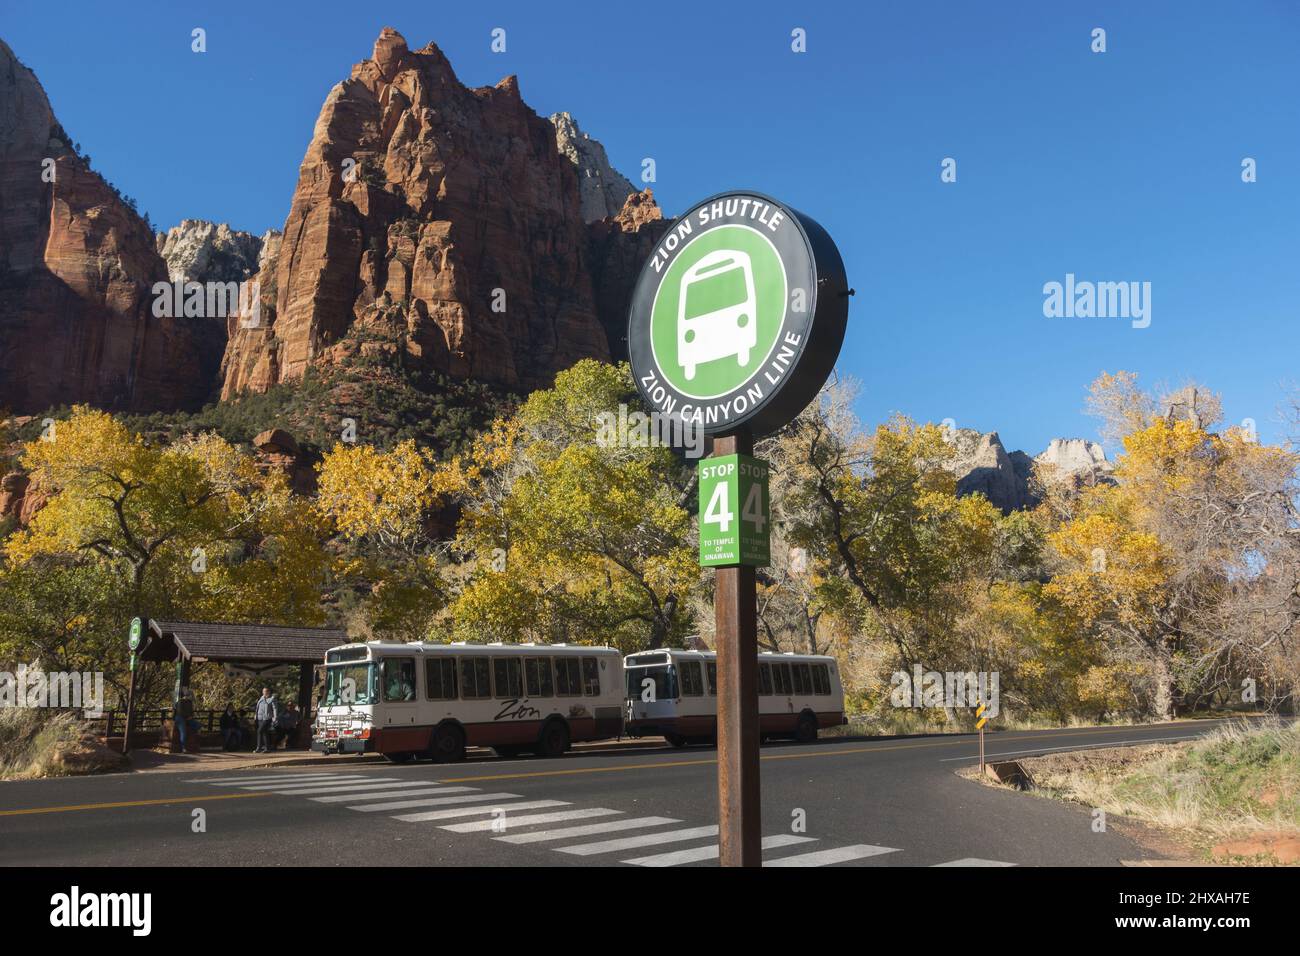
[628, 190, 849, 437]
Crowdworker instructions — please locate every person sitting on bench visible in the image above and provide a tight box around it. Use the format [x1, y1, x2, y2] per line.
[219, 703, 242, 750]
[274, 701, 301, 749]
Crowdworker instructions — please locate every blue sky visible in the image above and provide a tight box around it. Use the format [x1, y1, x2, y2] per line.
[5, 0, 1298, 453]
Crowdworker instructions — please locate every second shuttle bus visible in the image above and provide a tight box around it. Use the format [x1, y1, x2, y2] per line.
[623, 648, 845, 747]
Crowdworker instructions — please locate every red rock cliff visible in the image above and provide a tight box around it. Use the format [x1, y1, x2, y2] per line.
[0, 39, 215, 413]
[222, 28, 658, 399]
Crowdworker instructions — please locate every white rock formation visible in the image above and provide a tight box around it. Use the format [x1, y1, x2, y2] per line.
[945, 430, 1115, 512]
[549, 111, 636, 223]
[156, 220, 275, 284]
[1035, 438, 1112, 476]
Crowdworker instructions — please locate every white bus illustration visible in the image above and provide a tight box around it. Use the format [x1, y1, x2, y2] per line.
[677, 249, 757, 381]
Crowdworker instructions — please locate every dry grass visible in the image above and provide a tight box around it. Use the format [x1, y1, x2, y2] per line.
[970, 720, 1299, 861]
[0, 707, 129, 780]
[828, 709, 1153, 738]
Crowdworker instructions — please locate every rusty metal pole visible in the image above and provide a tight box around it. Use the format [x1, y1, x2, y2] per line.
[712, 428, 761, 867]
[979, 723, 985, 776]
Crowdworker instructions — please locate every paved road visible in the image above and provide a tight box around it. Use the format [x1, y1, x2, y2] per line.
[0, 719, 1249, 867]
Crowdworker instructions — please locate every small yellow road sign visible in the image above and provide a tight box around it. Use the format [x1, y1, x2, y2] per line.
[975, 703, 989, 730]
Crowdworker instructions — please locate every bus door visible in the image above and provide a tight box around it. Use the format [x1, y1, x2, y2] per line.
[625, 662, 677, 727]
[379, 656, 420, 728]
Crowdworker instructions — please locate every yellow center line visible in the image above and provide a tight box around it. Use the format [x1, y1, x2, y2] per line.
[0, 719, 1244, 813]
[0, 791, 274, 817]
[434, 720, 1225, 784]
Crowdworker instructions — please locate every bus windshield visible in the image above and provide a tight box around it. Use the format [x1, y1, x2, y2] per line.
[684, 265, 747, 320]
[323, 662, 377, 706]
[626, 665, 675, 702]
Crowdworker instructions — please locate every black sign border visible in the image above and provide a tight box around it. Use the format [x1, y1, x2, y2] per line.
[627, 189, 849, 437]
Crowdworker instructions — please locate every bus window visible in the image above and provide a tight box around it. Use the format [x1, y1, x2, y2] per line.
[324, 662, 375, 705]
[758, 663, 772, 696]
[680, 661, 704, 697]
[581, 657, 601, 696]
[525, 657, 554, 697]
[426, 658, 457, 700]
[494, 657, 523, 699]
[626, 665, 673, 702]
[383, 658, 417, 702]
[813, 664, 830, 696]
[706, 662, 717, 696]
[774, 663, 792, 696]
[460, 658, 491, 699]
[555, 658, 582, 697]
[793, 663, 811, 696]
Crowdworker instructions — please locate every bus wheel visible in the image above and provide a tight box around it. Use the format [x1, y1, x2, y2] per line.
[537, 720, 569, 758]
[665, 734, 687, 749]
[430, 724, 466, 763]
[795, 714, 819, 744]
[385, 751, 414, 764]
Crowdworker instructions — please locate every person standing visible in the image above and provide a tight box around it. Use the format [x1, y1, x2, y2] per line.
[174, 688, 197, 752]
[254, 687, 278, 753]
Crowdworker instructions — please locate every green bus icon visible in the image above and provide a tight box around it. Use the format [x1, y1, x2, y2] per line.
[678, 249, 757, 381]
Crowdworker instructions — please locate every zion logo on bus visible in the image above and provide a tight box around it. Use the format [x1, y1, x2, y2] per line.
[627, 190, 850, 437]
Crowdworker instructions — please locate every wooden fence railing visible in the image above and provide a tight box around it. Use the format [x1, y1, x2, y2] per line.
[90, 709, 315, 738]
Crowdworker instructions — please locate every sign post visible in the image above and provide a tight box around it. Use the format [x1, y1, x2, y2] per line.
[122, 617, 143, 754]
[627, 190, 850, 865]
[709, 429, 762, 865]
[976, 702, 989, 775]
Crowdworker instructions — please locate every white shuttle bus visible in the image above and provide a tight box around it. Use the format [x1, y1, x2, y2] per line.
[313, 641, 625, 763]
[623, 648, 845, 747]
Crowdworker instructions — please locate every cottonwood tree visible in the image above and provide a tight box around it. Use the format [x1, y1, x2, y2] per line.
[770, 382, 1011, 690]
[1046, 374, 1300, 717]
[1, 408, 330, 701]
[315, 439, 459, 641]
[447, 361, 699, 650]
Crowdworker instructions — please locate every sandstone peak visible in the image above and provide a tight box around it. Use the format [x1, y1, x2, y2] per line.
[372, 27, 410, 80]
[220, 31, 624, 399]
[613, 189, 663, 231]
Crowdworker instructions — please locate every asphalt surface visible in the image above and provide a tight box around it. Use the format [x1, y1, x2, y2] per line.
[0, 719, 1250, 867]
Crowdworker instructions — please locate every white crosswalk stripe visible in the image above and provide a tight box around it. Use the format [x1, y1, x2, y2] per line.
[623, 833, 816, 867]
[347, 792, 521, 813]
[442, 808, 622, 833]
[199, 771, 991, 867]
[206, 774, 368, 786]
[495, 816, 681, 844]
[932, 858, 1015, 867]
[556, 825, 720, 856]
[763, 844, 900, 867]
[226, 777, 399, 791]
[253, 780, 425, 795]
[392, 799, 569, 823]
[313, 786, 477, 804]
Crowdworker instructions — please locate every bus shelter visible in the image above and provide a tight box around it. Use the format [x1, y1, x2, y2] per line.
[134, 620, 346, 751]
